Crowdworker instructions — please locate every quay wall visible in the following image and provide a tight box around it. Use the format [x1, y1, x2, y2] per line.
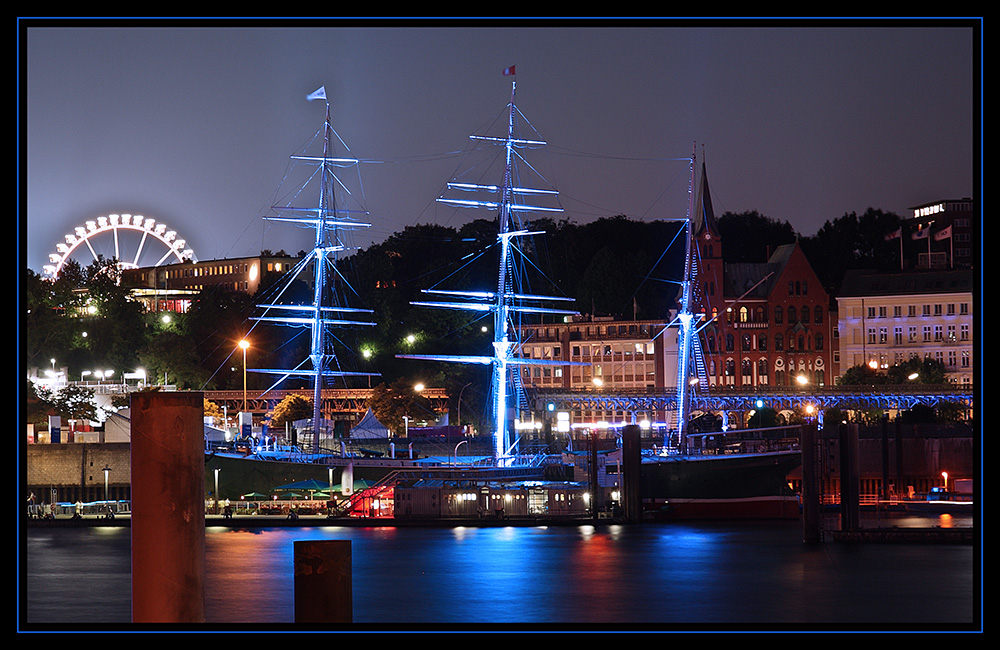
[25, 442, 132, 503]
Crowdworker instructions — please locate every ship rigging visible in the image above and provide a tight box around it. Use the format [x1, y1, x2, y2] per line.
[398, 78, 582, 463]
[248, 86, 379, 453]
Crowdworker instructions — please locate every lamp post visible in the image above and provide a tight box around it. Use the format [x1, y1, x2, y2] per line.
[102, 465, 111, 502]
[456, 381, 472, 431]
[238, 339, 250, 412]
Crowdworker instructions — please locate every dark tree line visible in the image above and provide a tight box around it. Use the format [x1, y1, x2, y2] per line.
[24, 208, 905, 428]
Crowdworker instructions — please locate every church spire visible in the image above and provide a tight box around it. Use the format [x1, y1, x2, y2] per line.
[693, 160, 721, 241]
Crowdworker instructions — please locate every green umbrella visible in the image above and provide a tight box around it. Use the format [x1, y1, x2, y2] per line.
[272, 479, 331, 492]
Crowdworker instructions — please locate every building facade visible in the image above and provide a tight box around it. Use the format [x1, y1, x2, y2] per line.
[897, 198, 976, 270]
[121, 254, 305, 313]
[517, 316, 677, 428]
[835, 269, 974, 386]
[690, 163, 837, 390]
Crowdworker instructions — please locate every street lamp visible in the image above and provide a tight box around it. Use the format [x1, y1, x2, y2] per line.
[238, 339, 250, 412]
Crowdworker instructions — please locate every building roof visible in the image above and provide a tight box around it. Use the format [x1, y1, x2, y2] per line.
[837, 269, 974, 298]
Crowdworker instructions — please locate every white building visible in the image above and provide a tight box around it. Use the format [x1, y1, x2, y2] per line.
[835, 269, 974, 386]
[517, 316, 679, 428]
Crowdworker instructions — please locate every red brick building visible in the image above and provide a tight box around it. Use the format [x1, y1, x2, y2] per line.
[692, 164, 837, 388]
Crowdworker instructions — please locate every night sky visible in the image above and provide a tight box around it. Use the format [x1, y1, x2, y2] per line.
[21, 20, 978, 274]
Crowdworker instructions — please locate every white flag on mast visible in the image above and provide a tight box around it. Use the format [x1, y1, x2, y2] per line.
[307, 86, 327, 101]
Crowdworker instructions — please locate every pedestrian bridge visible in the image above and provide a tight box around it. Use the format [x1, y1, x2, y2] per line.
[530, 384, 975, 414]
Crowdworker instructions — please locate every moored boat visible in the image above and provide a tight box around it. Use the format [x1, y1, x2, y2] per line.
[640, 449, 802, 520]
[904, 485, 974, 514]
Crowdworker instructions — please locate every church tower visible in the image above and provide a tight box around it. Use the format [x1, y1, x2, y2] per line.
[691, 161, 724, 323]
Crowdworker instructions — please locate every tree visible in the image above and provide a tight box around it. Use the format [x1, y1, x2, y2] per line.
[885, 357, 948, 385]
[48, 384, 100, 423]
[366, 379, 437, 436]
[800, 208, 903, 291]
[269, 394, 314, 431]
[717, 210, 797, 263]
[837, 364, 887, 386]
[204, 398, 225, 421]
[747, 406, 780, 429]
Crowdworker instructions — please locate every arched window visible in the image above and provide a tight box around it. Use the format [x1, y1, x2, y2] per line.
[814, 305, 823, 323]
[801, 306, 809, 324]
[788, 306, 797, 323]
[774, 306, 783, 324]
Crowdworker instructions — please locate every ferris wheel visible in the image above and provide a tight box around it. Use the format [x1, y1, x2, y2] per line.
[43, 213, 197, 278]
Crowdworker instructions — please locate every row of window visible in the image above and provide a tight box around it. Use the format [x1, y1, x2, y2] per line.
[726, 304, 825, 325]
[522, 324, 662, 340]
[708, 332, 825, 353]
[521, 342, 657, 359]
[866, 303, 970, 318]
[867, 324, 970, 345]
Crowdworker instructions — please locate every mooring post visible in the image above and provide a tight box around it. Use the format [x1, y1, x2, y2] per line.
[621, 424, 642, 523]
[800, 423, 822, 543]
[294, 540, 352, 624]
[839, 422, 861, 531]
[130, 391, 206, 623]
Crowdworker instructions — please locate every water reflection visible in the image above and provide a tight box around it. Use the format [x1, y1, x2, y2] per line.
[25, 515, 977, 629]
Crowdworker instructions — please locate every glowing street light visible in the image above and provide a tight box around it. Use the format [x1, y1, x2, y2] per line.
[238, 339, 250, 411]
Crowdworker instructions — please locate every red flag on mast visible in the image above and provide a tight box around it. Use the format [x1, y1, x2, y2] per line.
[502, 65, 515, 76]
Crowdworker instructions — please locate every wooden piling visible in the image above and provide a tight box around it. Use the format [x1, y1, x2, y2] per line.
[294, 540, 353, 624]
[130, 391, 206, 624]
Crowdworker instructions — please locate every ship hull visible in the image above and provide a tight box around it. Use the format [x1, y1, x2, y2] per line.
[639, 451, 803, 520]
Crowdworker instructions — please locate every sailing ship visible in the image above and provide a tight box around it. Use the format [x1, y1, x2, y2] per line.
[397, 77, 582, 465]
[245, 85, 379, 454]
[206, 82, 802, 520]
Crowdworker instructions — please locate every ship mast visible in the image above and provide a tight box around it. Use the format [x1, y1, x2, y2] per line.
[674, 146, 698, 450]
[399, 78, 579, 464]
[250, 87, 378, 453]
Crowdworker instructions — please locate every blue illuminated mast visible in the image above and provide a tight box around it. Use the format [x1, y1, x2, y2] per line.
[674, 150, 697, 447]
[671, 147, 710, 449]
[250, 87, 378, 453]
[399, 77, 578, 463]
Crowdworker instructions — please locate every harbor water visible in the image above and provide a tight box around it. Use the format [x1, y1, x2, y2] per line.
[23, 514, 977, 630]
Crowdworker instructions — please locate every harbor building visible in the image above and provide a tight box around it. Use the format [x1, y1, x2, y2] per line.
[896, 198, 976, 271]
[835, 268, 974, 387]
[120, 253, 305, 314]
